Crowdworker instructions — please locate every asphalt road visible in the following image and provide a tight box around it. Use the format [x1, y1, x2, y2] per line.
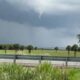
[0, 59, 80, 68]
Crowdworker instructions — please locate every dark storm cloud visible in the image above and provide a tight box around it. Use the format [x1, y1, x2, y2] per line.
[0, 0, 80, 29]
[0, 0, 80, 47]
[0, 0, 37, 27]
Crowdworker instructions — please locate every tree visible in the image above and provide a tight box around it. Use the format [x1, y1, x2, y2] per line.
[78, 47, 80, 52]
[13, 44, 20, 54]
[66, 45, 71, 57]
[8, 44, 14, 50]
[0, 44, 8, 54]
[2, 44, 9, 54]
[54, 47, 59, 53]
[77, 34, 80, 47]
[0, 44, 3, 50]
[20, 45, 25, 54]
[71, 44, 78, 57]
[27, 45, 33, 54]
[34, 47, 38, 50]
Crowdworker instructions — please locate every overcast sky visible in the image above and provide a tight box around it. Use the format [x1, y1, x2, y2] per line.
[0, 0, 80, 48]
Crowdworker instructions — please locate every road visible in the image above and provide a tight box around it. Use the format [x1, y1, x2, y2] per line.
[0, 59, 80, 68]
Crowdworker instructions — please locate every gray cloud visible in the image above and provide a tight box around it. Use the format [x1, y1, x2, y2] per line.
[0, 19, 79, 47]
[6, 0, 80, 15]
[0, 0, 80, 29]
[0, 0, 80, 47]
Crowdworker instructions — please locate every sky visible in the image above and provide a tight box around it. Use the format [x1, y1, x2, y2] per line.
[0, 0, 80, 48]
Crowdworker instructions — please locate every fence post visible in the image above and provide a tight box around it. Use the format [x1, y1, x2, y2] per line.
[13, 55, 17, 64]
[39, 56, 42, 64]
[65, 57, 68, 67]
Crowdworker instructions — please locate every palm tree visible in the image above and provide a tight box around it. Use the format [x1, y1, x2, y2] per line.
[71, 44, 78, 57]
[66, 45, 71, 57]
[78, 47, 80, 52]
[13, 44, 20, 54]
[2, 44, 9, 54]
[34, 47, 38, 50]
[20, 45, 25, 54]
[27, 45, 33, 54]
[54, 47, 59, 53]
[0, 44, 3, 50]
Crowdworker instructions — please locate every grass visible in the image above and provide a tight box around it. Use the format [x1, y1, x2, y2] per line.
[0, 49, 80, 57]
[0, 63, 80, 80]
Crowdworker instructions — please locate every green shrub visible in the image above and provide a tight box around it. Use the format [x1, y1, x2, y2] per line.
[0, 63, 80, 80]
[0, 64, 34, 80]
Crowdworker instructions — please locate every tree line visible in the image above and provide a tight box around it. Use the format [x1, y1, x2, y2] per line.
[54, 44, 80, 57]
[0, 44, 37, 54]
[66, 44, 80, 57]
[0, 43, 80, 57]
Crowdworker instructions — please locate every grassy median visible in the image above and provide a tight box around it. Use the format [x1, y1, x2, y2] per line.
[0, 49, 80, 57]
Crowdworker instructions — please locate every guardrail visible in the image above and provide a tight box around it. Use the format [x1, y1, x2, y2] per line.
[0, 54, 80, 66]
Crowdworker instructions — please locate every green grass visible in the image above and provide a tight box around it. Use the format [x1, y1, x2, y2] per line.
[0, 49, 80, 57]
[0, 63, 80, 80]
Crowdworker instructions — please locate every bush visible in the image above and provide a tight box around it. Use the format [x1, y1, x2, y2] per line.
[0, 63, 80, 80]
[0, 64, 34, 80]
